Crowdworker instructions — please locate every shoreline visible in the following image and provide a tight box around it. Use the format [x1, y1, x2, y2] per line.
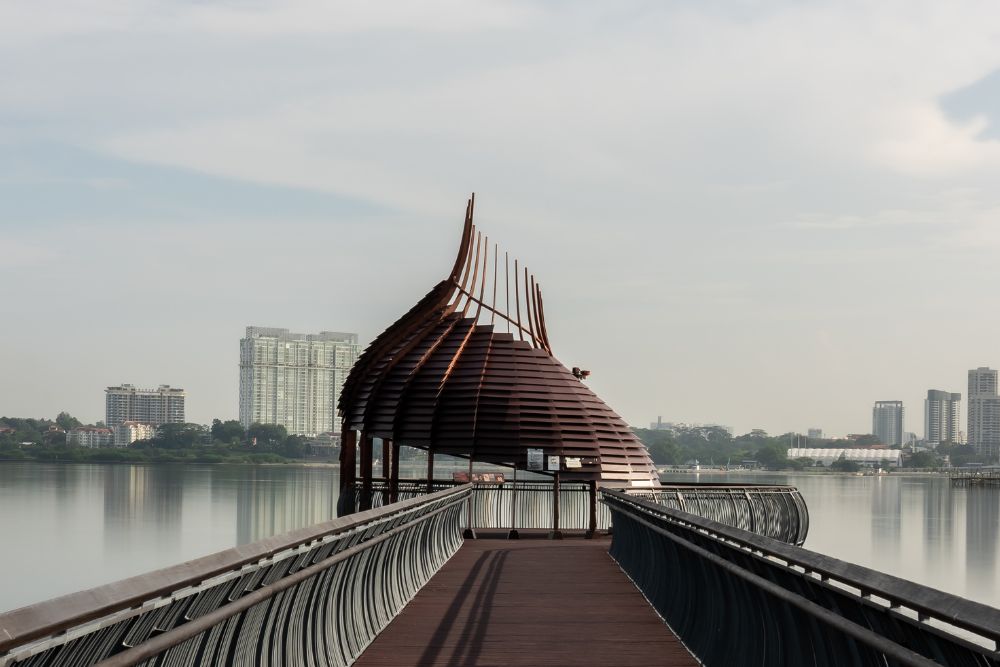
[658, 467, 957, 477]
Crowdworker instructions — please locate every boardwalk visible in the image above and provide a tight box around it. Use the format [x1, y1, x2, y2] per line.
[356, 534, 698, 667]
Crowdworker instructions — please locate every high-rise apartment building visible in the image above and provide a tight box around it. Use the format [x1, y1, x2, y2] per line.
[968, 367, 1000, 458]
[67, 426, 115, 448]
[239, 327, 361, 436]
[114, 421, 156, 447]
[924, 389, 961, 446]
[872, 400, 904, 446]
[105, 384, 186, 427]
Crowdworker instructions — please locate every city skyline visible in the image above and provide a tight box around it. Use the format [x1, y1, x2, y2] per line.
[3, 2, 1000, 436]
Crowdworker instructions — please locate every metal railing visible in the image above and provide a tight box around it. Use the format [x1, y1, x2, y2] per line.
[603, 489, 1000, 667]
[0, 485, 471, 667]
[633, 483, 809, 545]
[951, 469, 1000, 486]
[347, 479, 809, 544]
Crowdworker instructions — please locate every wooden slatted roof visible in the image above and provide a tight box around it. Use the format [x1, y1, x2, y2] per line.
[338, 196, 659, 487]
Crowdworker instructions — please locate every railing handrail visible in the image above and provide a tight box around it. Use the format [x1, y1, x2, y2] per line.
[0, 484, 472, 655]
[360, 477, 805, 492]
[603, 489, 1000, 648]
[92, 489, 471, 667]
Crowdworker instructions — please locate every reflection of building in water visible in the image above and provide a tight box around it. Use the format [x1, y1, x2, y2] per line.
[235, 469, 337, 544]
[965, 489, 999, 594]
[870, 479, 901, 557]
[103, 465, 183, 549]
[921, 481, 954, 568]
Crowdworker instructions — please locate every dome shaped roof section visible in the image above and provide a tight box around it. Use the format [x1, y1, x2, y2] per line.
[338, 195, 658, 488]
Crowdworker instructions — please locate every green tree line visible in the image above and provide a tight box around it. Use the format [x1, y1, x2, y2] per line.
[1, 414, 329, 463]
[633, 427, 993, 470]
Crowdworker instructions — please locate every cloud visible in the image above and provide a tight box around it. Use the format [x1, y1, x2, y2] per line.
[870, 105, 1000, 176]
[0, 0, 535, 40]
[6, 0, 1000, 435]
[0, 238, 60, 268]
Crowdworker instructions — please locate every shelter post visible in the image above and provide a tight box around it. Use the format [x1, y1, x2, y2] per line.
[426, 450, 435, 494]
[508, 463, 519, 539]
[587, 480, 598, 539]
[338, 429, 357, 516]
[550, 471, 563, 539]
[463, 456, 476, 539]
[359, 432, 373, 511]
[388, 439, 400, 503]
[381, 438, 391, 481]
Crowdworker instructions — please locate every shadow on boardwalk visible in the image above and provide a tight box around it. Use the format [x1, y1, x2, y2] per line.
[355, 535, 697, 667]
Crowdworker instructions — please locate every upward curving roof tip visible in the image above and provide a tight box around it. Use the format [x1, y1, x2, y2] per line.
[339, 195, 659, 487]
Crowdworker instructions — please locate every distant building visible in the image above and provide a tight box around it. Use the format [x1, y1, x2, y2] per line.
[807, 428, 823, 439]
[113, 421, 155, 447]
[647, 418, 732, 436]
[787, 447, 901, 467]
[968, 368, 1000, 458]
[924, 390, 961, 446]
[67, 426, 114, 448]
[239, 327, 361, 437]
[106, 384, 186, 427]
[872, 401, 904, 446]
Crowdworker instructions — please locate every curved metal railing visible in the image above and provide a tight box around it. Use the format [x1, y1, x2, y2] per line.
[0, 485, 471, 667]
[633, 484, 809, 545]
[349, 479, 809, 544]
[603, 489, 1000, 667]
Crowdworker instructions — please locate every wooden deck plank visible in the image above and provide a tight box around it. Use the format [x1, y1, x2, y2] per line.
[355, 536, 698, 667]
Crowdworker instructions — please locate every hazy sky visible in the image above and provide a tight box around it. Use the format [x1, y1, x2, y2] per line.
[2, 1, 999, 437]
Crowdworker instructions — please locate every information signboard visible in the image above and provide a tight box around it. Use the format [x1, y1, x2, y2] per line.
[547, 455, 561, 472]
[527, 448, 544, 471]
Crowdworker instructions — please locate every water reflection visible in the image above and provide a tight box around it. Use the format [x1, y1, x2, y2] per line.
[921, 480, 953, 569]
[3, 464, 1000, 614]
[235, 467, 338, 544]
[870, 477, 900, 559]
[103, 465, 182, 554]
[965, 487, 1000, 594]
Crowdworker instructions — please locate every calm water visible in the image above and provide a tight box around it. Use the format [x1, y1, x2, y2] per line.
[0, 463, 998, 613]
[663, 471, 1000, 610]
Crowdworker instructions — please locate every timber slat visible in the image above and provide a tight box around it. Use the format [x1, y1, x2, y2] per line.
[355, 537, 698, 667]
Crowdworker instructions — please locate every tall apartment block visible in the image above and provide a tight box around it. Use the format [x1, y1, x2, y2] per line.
[872, 400, 904, 446]
[968, 367, 1000, 457]
[239, 327, 361, 437]
[105, 384, 186, 427]
[924, 390, 961, 446]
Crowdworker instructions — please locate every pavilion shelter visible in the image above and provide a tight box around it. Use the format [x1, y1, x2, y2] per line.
[338, 196, 660, 527]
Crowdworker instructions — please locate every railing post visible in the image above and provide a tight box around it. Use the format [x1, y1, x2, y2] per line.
[359, 432, 373, 511]
[389, 440, 400, 503]
[338, 429, 356, 516]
